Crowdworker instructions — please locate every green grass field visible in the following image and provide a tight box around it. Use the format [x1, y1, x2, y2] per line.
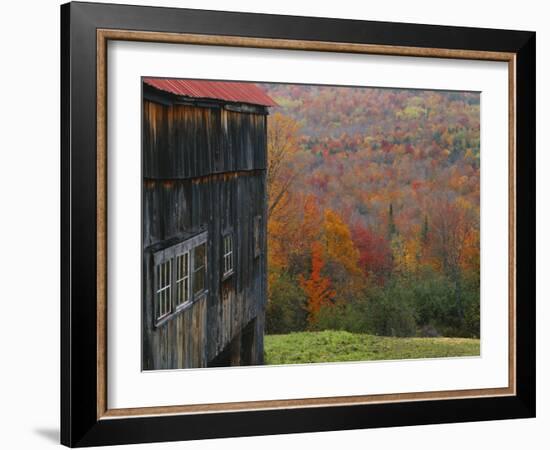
[264, 330, 480, 365]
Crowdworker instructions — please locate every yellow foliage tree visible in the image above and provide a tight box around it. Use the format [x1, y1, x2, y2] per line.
[405, 238, 419, 273]
[323, 209, 361, 276]
[267, 112, 302, 218]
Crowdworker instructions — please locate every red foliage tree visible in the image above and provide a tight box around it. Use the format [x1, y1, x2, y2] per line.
[351, 223, 392, 281]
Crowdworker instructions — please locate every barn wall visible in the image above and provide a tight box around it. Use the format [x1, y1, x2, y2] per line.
[142, 99, 267, 370]
[143, 101, 267, 179]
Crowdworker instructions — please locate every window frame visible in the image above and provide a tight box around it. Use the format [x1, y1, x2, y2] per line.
[174, 251, 191, 311]
[221, 231, 234, 280]
[152, 231, 208, 327]
[192, 241, 207, 296]
[155, 259, 172, 322]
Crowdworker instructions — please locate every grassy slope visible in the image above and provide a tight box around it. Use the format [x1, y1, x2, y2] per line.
[264, 330, 480, 365]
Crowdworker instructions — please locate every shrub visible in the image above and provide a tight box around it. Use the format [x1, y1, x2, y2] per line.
[315, 301, 369, 333]
[460, 270, 481, 338]
[367, 283, 417, 337]
[404, 267, 479, 338]
[266, 272, 308, 334]
[314, 283, 417, 337]
[409, 267, 455, 335]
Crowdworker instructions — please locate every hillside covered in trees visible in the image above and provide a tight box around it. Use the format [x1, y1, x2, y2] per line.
[261, 83, 480, 343]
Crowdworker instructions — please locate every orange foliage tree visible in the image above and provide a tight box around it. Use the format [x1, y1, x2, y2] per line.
[268, 192, 323, 274]
[299, 242, 335, 325]
[428, 196, 476, 275]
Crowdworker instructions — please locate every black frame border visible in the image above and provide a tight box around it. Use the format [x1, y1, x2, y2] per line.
[61, 2, 535, 447]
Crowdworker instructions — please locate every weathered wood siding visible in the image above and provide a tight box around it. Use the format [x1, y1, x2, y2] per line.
[143, 101, 267, 179]
[142, 98, 267, 370]
[142, 293, 208, 369]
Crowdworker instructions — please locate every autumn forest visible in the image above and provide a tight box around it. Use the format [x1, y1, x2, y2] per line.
[261, 83, 481, 362]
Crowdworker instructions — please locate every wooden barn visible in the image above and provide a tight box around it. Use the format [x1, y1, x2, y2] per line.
[142, 78, 276, 370]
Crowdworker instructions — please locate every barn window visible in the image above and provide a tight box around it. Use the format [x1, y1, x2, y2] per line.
[254, 215, 262, 258]
[175, 252, 190, 309]
[153, 231, 208, 326]
[155, 260, 172, 322]
[222, 233, 234, 278]
[193, 242, 207, 295]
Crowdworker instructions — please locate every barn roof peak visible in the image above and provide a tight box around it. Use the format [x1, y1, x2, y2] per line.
[143, 78, 278, 107]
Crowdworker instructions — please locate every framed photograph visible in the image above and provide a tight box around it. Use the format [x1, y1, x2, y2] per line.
[61, 2, 535, 447]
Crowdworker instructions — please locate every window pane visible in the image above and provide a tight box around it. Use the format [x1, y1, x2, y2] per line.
[175, 252, 190, 306]
[156, 260, 172, 320]
[222, 234, 234, 276]
[193, 243, 206, 295]
[193, 267, 205, 294]
[168, 259, 172, 306]
[195, 243, 206, 268]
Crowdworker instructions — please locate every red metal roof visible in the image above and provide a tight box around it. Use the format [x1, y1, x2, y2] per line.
[143, 78, 277, 107]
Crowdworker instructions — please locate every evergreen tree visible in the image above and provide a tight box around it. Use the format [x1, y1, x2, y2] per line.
[421, 214, 429, 246]
[388, 203, 397, 240]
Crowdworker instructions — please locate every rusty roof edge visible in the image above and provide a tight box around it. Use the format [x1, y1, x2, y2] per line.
[143, 78, 278, 107]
